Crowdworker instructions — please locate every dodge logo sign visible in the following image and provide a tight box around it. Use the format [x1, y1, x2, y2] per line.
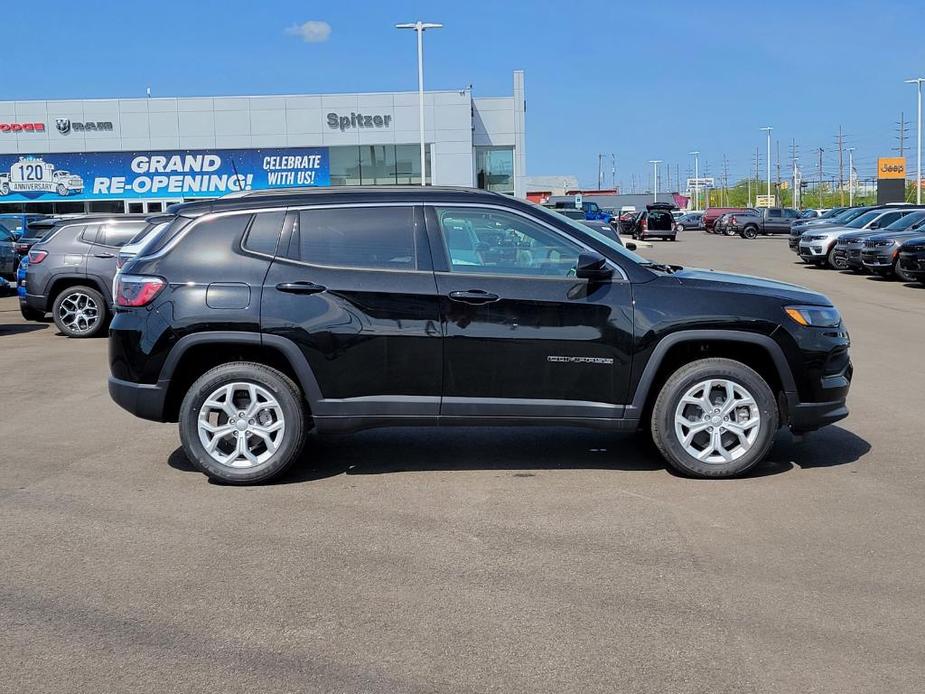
[56, 119, 114, 135]
[0, 122, 45, 133]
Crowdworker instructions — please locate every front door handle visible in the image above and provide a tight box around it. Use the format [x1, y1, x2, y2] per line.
[93, 252, 115, 259]
[276, 281, 326, 295]
[448, 289, 500, 305]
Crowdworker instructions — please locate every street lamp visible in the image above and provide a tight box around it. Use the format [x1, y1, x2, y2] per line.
[905, 78, 925, 204]
[648, 160, 662, 202]
[688, 151, 700, 210]
[396, 21, 443, 186]
[760, 127, 773, 203]
[847, 147, 855, 206]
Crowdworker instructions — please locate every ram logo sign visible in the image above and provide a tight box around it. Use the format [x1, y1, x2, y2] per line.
[55, 119, 114, 135]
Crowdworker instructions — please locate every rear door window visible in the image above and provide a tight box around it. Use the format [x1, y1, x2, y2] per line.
[98, 222, 148, 247]
[293, 206, 416, 270]
[242, 211, 286, 256]
[768, 209, 783, 218]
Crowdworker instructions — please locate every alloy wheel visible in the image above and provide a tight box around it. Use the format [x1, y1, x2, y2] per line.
[197, 382, 286, 468]
[57, 291, 100, 335]
[674, 379, 761, 463]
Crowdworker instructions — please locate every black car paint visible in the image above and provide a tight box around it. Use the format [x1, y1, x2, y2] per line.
[109, 187, 850, 435]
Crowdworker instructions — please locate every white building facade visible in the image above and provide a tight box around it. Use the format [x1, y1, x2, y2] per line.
[0, 71, 526, 214]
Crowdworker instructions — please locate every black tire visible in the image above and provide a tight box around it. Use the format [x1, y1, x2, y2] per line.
[51, 285, 108, 338]
[19, 303, 46, 322]
[894, 259, 915, 282]
[826, 247, 846, 270]
[650, 358, 779, 478]
[724, 227, 737, 236]
[178, 362, 307, 484]
[741, 226, 758, 240]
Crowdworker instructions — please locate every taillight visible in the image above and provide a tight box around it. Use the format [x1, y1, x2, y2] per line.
[29, 250, 48, 264]
[116, 274, 166, 307]
[641, 217, 648, 230]
[730, 215, 737, 224]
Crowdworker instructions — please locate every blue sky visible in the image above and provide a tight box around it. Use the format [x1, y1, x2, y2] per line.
[6, 0, 925, 190]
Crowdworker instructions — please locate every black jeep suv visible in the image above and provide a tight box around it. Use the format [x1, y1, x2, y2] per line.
[108, 187, 852, 483]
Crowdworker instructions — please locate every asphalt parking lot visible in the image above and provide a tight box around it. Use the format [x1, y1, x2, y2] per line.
[2, 232, 923, 693]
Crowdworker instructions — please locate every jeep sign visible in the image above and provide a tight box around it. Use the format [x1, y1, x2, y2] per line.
[326, 112, 392, 132]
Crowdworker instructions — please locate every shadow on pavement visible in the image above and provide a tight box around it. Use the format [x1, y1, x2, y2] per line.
[167, 423, 870, 485]
[766, 425, 870, 471]
[0, 322, 48, 336]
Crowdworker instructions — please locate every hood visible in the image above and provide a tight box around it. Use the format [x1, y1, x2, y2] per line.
[867, 229, 925, 243]
[671, 267, 831, 305]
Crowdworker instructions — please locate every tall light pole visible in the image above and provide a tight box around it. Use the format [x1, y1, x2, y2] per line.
[688, 151, 700, 210]
[847, 147, 855, 206]
[760, 127, 773, 203]
[396, 21, 443, 186]
[648, 160, 662, 202]
[905, 78, 925, 204]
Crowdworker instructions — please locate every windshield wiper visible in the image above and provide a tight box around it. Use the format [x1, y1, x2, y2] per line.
[641, 262, 682, 274]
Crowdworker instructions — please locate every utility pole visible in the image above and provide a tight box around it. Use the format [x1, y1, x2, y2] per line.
[649, 160, 662, 202]
[906, 77, 925, 205]
[760, 127, 773, 203]
[753, 146, 761, 206]
[836, 126, 845, 206]
[790, 139, 800, 209]
[817, 147, 825, 208]
[848, 147, 856, 206]
[896, 112, 908, 156]
[597, 153, 604, 190]
[721, 154, 729, 207]
[689, 151, 700, 211]
[611, 153, 615, 190]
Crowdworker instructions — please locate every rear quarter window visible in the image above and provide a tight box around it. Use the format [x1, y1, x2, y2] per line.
[137, 216, 193, 256]
[242, 211, 286, 256]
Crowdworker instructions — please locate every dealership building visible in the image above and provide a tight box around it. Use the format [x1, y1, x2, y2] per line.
[0, 71, 526, 214]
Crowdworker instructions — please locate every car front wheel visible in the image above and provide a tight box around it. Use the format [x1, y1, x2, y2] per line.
[826, 247, 846, 270]
[52, 285, 107, 338]
[178, 362, 307, 484]
[651, 358, 778, 478]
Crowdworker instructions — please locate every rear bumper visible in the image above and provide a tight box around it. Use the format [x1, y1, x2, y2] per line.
[108, 376, 170, 422]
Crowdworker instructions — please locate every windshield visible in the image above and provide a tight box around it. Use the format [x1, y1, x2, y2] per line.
[884, 211, 925, 231]
[846, 211, 882, 228]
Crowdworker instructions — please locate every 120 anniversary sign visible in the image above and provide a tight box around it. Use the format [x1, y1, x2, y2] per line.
[0, 147, 330, 201]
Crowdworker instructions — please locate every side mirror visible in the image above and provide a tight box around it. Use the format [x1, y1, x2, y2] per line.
[575, 252, 612, 280]
[625, 242, 637, 251]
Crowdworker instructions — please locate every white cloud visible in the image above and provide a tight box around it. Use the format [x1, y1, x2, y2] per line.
[285, 20, 332, 43]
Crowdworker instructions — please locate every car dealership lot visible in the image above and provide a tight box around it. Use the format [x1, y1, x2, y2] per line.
[1, 233, 924, 693]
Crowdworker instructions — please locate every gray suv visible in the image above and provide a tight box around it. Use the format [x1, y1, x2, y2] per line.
[20, 215, 148, 337]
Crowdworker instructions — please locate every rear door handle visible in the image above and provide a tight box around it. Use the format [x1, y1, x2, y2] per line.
[93, 252, 115, 259]
[276, 281, 326, 295]
[448, 289, 500, 305]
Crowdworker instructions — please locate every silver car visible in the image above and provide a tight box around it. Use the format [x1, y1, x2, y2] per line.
[798, 208, 916, 268]
[20, 215, 148, 337]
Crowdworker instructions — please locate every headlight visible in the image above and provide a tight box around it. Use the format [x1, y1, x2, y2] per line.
[785, 305, 842, 328]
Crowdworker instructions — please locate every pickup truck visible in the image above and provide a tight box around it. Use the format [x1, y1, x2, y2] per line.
[550, 200, 613, 223]
[728, 207, 802, 239]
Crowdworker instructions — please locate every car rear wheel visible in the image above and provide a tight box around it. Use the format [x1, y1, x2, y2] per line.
[741, 227, 758, 239]
[651, 358, 778, 478]
[179, 362, 307, 484]
[724, 227, 737, 236]
[52, 285, 107, 338]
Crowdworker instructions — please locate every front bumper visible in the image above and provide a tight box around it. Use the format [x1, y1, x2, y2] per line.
[899, 252, 925, 276]
[860, 250, 894, 270]
[799, 242, 828, 261]
[108, 376, 171, 422]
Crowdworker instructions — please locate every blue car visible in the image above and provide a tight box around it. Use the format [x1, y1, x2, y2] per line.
[0, 213, 46, 241]
[15, 252, 29, 297]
